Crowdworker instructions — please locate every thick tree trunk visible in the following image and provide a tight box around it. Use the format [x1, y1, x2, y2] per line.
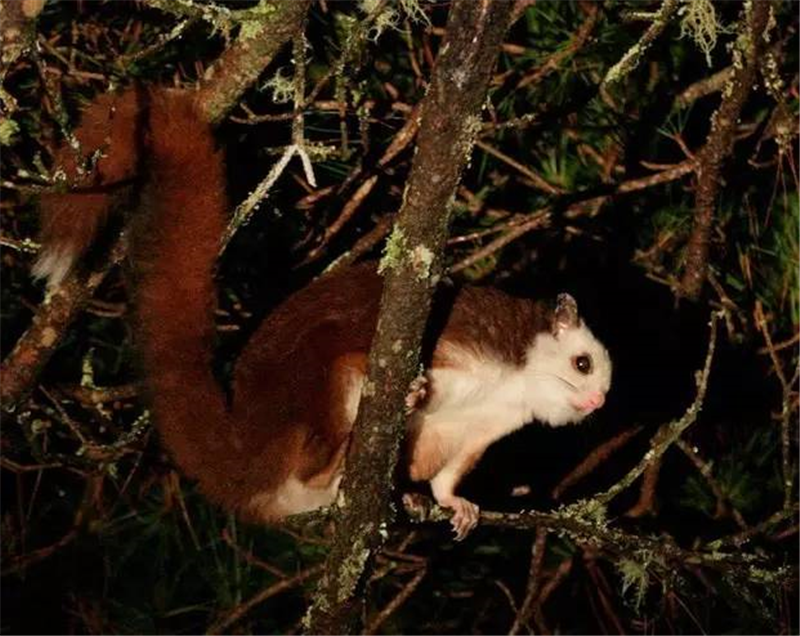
[303, 1, 514, 633]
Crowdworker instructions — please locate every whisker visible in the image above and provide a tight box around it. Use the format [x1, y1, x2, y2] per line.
[529, 372, 579, 391]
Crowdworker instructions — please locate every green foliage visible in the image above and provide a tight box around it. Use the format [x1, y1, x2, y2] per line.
[680, 424, 784, 518]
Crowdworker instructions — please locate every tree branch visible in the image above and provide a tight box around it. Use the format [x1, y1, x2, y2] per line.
[303, 1, 514, 632]
[679, 0, 774, 299]
[0, 237, 127, 408]
[2, 0, 313, 410]
[196, 0, 313, 124]
[602, 0, 681, 87]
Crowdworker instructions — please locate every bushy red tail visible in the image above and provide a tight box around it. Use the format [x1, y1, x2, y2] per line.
[133, 90, 240, 491]
[38, 88, 250, 510]
[35, 89, 142, 287]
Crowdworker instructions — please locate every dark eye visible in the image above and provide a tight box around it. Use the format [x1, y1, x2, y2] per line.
[572, 354, 592, 374]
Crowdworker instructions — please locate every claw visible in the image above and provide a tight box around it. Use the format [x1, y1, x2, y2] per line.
[442, 496, 480, 541]
[405, 375, 429, 414]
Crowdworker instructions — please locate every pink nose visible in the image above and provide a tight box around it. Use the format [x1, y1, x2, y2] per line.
[585, 391, 605, 410]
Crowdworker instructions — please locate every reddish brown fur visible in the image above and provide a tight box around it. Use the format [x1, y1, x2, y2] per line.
[39, 89, 141, 266]
[40, 87, 562, 523]
[433, 288, 553, 367]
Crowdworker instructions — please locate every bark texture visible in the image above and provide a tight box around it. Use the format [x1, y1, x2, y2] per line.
[197, 0, 312, 124]
[679, 0, 773, 299]
[304, 1, 514, 633]
[0, 238, 126, 407]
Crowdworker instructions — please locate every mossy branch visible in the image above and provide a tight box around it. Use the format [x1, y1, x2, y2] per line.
[303, 1, 514, 633]
[403, 497, 797, 589]
[0, 236, 127, 408]
[196, 0, 313, 124]
[679, 0, 774, 299]
[602, 0, 681, 87]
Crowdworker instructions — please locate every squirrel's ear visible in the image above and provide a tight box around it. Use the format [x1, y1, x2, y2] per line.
[552, 293, 579, 337]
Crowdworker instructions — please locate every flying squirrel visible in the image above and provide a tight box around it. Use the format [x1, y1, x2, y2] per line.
[34, 87, 612, 539]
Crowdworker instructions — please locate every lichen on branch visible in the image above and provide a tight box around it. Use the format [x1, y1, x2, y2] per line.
[303, 1, 514, 633]
[679, 0, 774, 299]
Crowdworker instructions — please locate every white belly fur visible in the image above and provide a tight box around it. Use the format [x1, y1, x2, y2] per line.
[248, 475, 342, 520]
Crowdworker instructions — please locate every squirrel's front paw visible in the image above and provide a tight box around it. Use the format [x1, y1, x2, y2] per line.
[404, 375, 429, 414]
[439, 495, 480, 541]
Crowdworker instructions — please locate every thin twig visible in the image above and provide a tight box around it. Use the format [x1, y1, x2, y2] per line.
[450, 158, 695, 276]
[206, 565, 323, 635]
[594, 311, 720, 508]
[449, 208, 551, 274]
[716, 505, 799, 549]
[303, 175, 379, 263]
[0, 235, 40, 253]
[754, 301, 798, 511]
[517, 3, 599, 90]
[322, 215, 394, 274]
[1, 527, 80, 576]
[509, 527, 547, 635]
[675, 66, 734, 109]
[363, 567, 427, 635]
[624, 457, 662, 518]
[676, 439, 748, 529]
[475, 140, 563, 195]
[552, 426, 643, 500]
[220, 144, 297, 253]
[221, 527, 288, 579]
[534, 557, 575, 634]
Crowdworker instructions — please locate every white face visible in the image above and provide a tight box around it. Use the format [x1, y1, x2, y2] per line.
[523, 320, 612, 427]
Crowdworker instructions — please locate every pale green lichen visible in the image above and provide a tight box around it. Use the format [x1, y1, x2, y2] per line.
[30, 419, 50, 436]
[262, 67, 294, 104]
[747, 564, 791, 585]
[558, 498, 608, 528]
[0, 118, 20, 146]
[80, 349, 97, 389]
[238, 0, 277, 41]
[410, 244, 434, 280]
[705, 538, 723, 551]
[763, 5, 777, 43]
[378, 225, 408, 274]
[616, 551, 661, 611]
[458, 114, 483, 166]
[361, 379, 376, 398]
[463, 113, 483, 140]
[678, 0, 722, 67]
[360, 0, 400, 42]
[337, 532, 372, 603]
[399, 0, 430, 26]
